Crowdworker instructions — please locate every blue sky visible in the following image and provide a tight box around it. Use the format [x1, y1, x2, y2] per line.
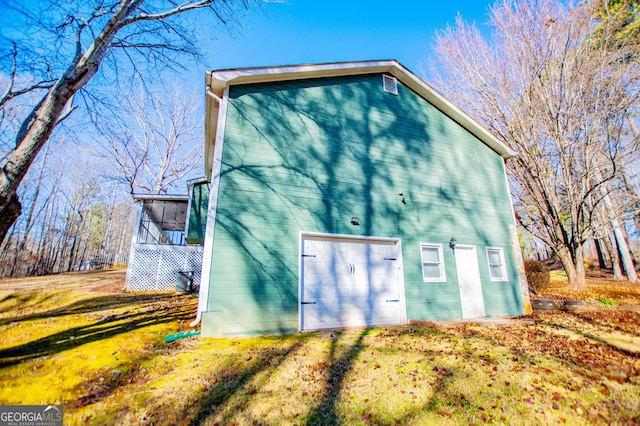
[185, 0, 495, 83]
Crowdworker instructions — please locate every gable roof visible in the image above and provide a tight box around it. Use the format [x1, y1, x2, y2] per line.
[204, 60, 514, 179]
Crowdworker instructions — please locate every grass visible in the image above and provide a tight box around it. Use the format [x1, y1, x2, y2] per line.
[1, 269, 639, 425]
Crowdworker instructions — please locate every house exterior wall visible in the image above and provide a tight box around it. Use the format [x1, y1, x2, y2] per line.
[186, 182, 210, 244]
[204, 73, 524, 335]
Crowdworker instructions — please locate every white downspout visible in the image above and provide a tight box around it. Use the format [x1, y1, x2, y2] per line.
[190, 84, 229, 327]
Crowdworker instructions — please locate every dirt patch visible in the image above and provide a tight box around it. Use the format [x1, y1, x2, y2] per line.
[88, 278, 126, 293]
[410, 318, 535, 329]
[0, 269, 127, 294]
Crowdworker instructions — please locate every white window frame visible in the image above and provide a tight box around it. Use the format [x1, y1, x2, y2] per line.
[420, 243, 446, 282]
[486, 247, 508, 282]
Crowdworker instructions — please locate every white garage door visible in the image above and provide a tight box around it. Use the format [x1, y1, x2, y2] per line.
[299, 234, 405, 331]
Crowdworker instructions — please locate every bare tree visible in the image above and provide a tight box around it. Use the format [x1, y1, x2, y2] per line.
[429, 0, 639, 288]
[0, 0, 252, 245]
[0, 147, 137, 277]
[96, 84, 202, 195]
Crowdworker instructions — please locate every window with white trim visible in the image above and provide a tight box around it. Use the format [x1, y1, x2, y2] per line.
[420, 243, 446, 282]
[486, 247, 508, 281]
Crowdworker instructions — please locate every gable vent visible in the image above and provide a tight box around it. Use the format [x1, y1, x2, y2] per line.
[382, 74, 398, 95]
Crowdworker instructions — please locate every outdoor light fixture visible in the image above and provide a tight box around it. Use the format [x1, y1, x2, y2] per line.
[351, 217, 360, 226]
[449, 236, 457, 249]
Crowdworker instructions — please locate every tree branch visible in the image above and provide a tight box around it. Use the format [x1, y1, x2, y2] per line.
[118, 0, 219, 26]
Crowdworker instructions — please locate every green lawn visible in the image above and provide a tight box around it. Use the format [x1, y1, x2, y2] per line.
[0, 270, 639, 425]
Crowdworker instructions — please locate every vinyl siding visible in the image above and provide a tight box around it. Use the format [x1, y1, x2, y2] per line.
[186, 182, 209, 244]
[205, 74, 523, 335]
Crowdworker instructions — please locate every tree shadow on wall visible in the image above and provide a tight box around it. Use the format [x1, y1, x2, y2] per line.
[212, 73, 519, 328]
[213, 76, 428, 330]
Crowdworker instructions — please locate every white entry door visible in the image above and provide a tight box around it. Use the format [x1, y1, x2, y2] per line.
[454, 245, 486, 319]
[300, 235, 405, 331]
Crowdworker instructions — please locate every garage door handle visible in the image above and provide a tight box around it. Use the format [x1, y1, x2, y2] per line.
[386, 299, 400, 302]
[301, 301, 316, 305]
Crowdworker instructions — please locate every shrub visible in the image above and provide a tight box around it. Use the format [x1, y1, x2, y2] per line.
[524, 260, 550, 292]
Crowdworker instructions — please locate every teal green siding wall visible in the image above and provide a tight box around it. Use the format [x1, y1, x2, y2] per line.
[186, 182, 210, 244]
[206, 74, 523, 335]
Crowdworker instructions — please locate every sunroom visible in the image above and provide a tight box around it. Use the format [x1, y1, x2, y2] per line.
[125, 193, 204, 292]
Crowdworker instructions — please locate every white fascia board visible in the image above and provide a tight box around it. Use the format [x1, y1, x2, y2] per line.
[204, 60, 514, 175]
[187, 176, 209, 187]
[204, 72, 221, 181]
[132, 194, 189, 202]
[208, 60, 399, 97]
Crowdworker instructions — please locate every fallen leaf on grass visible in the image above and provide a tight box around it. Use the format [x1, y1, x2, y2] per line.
[437, 408, 453, 417]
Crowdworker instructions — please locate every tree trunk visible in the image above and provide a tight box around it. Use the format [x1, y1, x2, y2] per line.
[7, 143, 52, 277]
[595, 169, 638, 282]
[0, 4, 120, 246]
[613, 227, 638, 282]
[606, 232, 624, 280]
[0, 0, 225, 246]
[66, 235, 77, 272]
[575, 243, 586, 289]
[619, 161, 640, 236]
[0, 86, 74, 246]
[612, 224, 638, 283]
[0, 194, 21, 246]
[555, 243, 587, 289]
[595, 238, 608, 269]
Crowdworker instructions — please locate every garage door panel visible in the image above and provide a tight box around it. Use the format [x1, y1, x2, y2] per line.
[300, 235, 405, 331]
[303, 308, 341, 330]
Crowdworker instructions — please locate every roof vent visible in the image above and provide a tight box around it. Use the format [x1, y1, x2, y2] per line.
[382, 74, 398, 95]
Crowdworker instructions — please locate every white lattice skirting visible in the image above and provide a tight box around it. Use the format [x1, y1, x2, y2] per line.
[126, 244, 203, 291]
